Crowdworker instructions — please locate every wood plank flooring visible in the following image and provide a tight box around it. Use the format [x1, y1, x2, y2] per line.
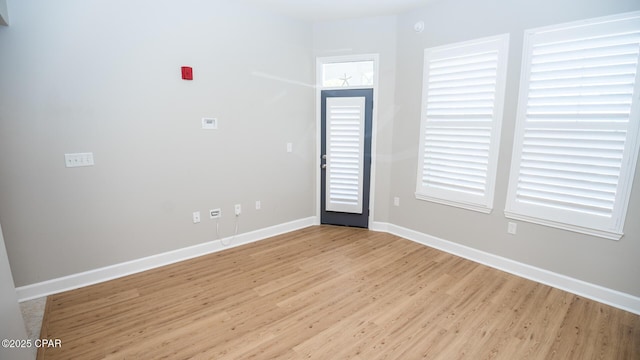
[38, 226, 640, 359]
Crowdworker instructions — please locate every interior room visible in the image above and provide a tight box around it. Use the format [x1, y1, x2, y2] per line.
[1, 0, 639, 358]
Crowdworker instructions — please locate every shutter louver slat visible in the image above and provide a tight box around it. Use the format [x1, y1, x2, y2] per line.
[326, 98, 365, 213]
[416, 35, 509, 212]
[506, 12, 640, 239]
[422, 48, 497, 197]
[518, 29, 636, 217]
[518, 126, 626, 216]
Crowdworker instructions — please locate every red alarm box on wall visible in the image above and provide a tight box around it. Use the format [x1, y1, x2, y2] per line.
[181, 66, 193, 80]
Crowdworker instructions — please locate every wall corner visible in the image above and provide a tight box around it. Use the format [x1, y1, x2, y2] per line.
[0, 0, 9, 26]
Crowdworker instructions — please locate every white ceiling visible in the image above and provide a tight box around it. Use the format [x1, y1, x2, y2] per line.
[237, 0, 433, 21]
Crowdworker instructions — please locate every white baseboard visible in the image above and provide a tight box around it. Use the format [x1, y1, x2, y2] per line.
[18, 217, 640, 316]
[16, 217, 317, 302]
[371, 221, 640, 315]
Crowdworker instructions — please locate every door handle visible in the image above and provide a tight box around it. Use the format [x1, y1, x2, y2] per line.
[322, 164, 327, 169]
[322, 154, 327, 159]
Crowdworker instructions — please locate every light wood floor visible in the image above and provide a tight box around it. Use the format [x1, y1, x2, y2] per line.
[39, 226, 640, 359]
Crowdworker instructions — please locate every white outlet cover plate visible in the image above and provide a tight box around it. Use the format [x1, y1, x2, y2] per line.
[202, 118, 218, 130]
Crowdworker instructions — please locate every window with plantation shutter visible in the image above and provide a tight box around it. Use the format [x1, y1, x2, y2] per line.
[416, 34, 509, 213]
[325, 96, 366, 214]
[505, 11, 640, 240]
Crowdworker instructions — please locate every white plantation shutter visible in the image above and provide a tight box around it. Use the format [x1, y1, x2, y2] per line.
[416, 34, 509, 213]
[326, 97, 365, 214]
[505, 11, 640, 240]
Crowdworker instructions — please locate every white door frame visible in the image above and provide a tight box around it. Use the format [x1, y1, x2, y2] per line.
[315, 54, 380, 228]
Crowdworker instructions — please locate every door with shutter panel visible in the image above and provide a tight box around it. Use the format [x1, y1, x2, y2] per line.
[321, 89, 373, 228]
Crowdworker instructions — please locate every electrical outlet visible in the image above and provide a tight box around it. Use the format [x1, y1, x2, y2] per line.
[193, 211, 201, 224]
[210, 208, 221, 219]
[64, 152, 95, 168]
[393, 197, 400, 206]
[508, 222, 517, 235]
[234, 204, 241, 216]
[202, 117, 218, 130]
[255, 200, 261, 210]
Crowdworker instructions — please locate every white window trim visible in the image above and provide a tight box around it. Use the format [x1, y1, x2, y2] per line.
[504, 11, 640, 240]
[317, 54, 378, 91]
[415, 34, 510, 214]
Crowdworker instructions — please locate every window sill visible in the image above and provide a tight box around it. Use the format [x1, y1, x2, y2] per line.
[503, 211, 623, 241]
[415, 193, 492, 214]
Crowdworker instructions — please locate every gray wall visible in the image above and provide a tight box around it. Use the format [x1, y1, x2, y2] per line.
[389, 0, 640, 297]
[0, 223, 31, 360]
[0, 0, 315, 286]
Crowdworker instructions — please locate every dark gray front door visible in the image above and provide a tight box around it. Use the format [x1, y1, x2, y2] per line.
[320, 89, 373, 228]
